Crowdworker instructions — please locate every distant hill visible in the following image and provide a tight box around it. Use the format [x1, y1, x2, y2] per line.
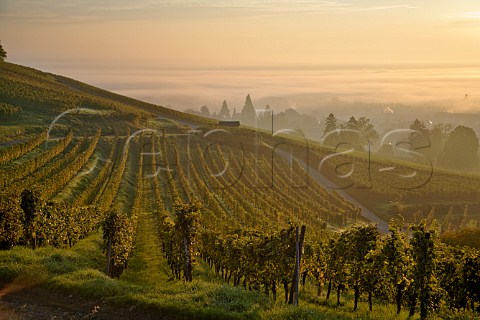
[0, 62, 214, 141]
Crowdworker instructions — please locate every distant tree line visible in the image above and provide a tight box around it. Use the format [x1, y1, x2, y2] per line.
[324, 113, 480, 171]
[186, 95, 255, 125]
[407, 119, 478, 170]
[323, 113, 379, 150]
[189, 99, 480, 171]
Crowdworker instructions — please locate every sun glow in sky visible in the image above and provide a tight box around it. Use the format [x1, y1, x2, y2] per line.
[1, 1, 480, 110]
[1, 0, 480, 69]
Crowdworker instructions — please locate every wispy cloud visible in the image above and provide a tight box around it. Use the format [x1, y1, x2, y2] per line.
[209, 0, 350, 9]
[344, 4, 417, 12]
[0, 0, 418, 22]
[445, 11, 480, 20]
[183, 1, 418, 13]
[197, 1, 419, 16]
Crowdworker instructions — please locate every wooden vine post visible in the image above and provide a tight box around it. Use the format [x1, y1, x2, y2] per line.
[289, 225, 306, 305]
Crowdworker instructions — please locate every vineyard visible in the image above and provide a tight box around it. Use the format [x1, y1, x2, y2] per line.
[280, 136, 480, 226]
[0, 126, 360, 258]
[1, 62, 480, 319]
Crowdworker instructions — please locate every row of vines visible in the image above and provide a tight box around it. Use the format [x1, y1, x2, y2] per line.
[2, 126, 480, 320]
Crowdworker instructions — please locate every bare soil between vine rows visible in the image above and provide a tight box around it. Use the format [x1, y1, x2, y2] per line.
[0, 285, 173, 320]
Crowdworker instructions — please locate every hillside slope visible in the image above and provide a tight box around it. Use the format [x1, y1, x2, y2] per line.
[0, 62, 214, 142]
[2, 61, 480, 228]
[2, 62, 480, 320]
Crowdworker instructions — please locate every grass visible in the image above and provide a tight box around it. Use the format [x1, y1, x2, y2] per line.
[51, 137, 114, 203]
[112, 138, 140, 213]
[0, 218, 268, 319]
[0, 165, 473, 319]
[4, 223, 475, 319]
[120, 211, 169, 286]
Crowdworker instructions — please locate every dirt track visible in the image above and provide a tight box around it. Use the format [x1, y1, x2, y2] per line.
[0, 286, 171, 320]
[270, 146, 390, 233]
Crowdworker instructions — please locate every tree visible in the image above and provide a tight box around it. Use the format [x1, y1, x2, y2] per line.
[0, 41, 6, 61]
[336, 116, 378, 149]
[344, 116, 358, 130]
[428, 123, 451, 164]
[240, 94, 256, 126]
[439, 125, 479, 170]
[357, 117, 379, 146]
[232, 107, 238, 120]
[218, 100, 231, 119]
[339, 116, 364, 150]
[323, 113, 338, 146]
[409, 118, 427, 133]
[200, 105, 210, 117]
[409, 119, 431, 161]
[324, 113, 337, 136]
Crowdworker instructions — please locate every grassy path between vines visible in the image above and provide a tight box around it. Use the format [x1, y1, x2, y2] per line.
[120, 211, 168, 287]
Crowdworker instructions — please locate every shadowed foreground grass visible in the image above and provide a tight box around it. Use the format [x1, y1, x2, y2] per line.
[1, 228, 478, 319]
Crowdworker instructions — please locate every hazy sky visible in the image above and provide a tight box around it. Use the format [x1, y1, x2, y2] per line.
[1, 0, 480, 69]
